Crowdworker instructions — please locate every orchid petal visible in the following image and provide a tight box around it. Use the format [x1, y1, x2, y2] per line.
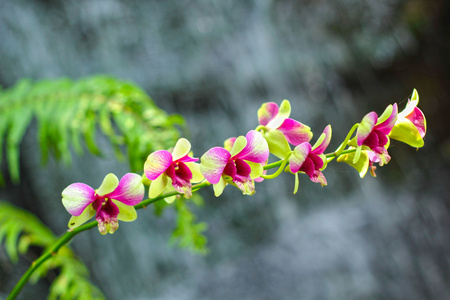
[62, 183, 96, 216]
[247, 161, 264, 179]
[258, 102, 279, 126]
[224, 137, 236, 152]
[310, 170, 327, 186]
[106, 173, 144, 206]
[399, 89, 419, 118]
[172, 138, 191, 161]
[200, 147, 231, 184]
[264, 129, 292, 159]
[230, 136, 247, 158]
[144, 150, 173, 180]
[278, 118, 313, 146]
[185, 162, 204, 183]
[68, 205, 96, 228]
[266, 100, 291, 129]
[289, 142, 311, 173]
[213, 176, 227, 197]
[113, 199, 138, 222]
[178, 155, 199, 163]
[233, 175, 255, 195]
[96, 173, 119, 197]
[234, 130, 269, 163]
[293, 173, 299, 194]
[408, 107, 426, 138]
[148, 174, 168, 198]
[357, 112, 377, 146]
[389, 119, 424, 148]
[375, 104, 398, 135]
[337, 149, 370, 178]
[311, 125, 332, 155]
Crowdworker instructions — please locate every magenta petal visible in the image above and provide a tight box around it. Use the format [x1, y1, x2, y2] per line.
[278, 118, 313, 146]
[175, 162, 193, 181]
[376, 103, 398, 135]
[375, 130, 388, 147]
[312, 125, 332, 155]
[200, 147, 231, 184]
[144, 150, 173, 180]
[223, 160, 237, 178]
[300, 157, 315, 177]
[363, 131, 380, 149]
[234, 130, 269, 163]
[289, 142, 311, 173]
[408, 107, 426, 138]
[106, 173, 145, 206]
[176, 155, 199, 163]
[235, 159, 251, 177]
[258, 102, 279, 126]
[357, 112, 377, 146]
[309, 153, 324, 170]
[62, 183, 96, 216]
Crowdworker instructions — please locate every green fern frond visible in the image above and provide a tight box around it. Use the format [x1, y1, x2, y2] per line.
[170, 195, 209, 255]
[0, 201, 105, 299]
[0, 76, 183, 183]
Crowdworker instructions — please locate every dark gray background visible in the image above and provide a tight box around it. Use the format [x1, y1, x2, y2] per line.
[1, 0, 449, 299]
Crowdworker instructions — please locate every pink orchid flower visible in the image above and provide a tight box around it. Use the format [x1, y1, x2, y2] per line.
[257, 100, 313, 159]
[289, 125, 332, 187]
[144, 138, 203, 202]
[389, 89, 426, 148]
[353, 103, 398, 166]
[200, 130, 269, 197]
[62, 173, 145, 235]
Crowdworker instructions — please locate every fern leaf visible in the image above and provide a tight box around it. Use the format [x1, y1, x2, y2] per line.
[0, 76, 183, 182]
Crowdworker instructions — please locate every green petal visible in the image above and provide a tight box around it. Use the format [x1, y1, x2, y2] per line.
[213, 176, 227, 197]
[172, 138, 191, 161]
[230, 136, 247, 157]
[96, 173, 119, 196]
[389, 119, 424, 148]
[149, 175, 168, 198]
[265, 130, 291, 159]
[68, 205, 96, 229]
[377, 104, 393, 125]
[113, 200, 137, 222]
[337, 150, 369, 178]
[185, 162, 204, 183]
[247, 161, 263, 179]
[293, 173, 299, 195]
[267, 99, 291, 129]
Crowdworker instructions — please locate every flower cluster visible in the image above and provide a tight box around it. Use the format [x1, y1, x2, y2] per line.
[61, 89, 426, 234]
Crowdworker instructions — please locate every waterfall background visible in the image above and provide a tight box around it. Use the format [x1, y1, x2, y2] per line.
[1, 0, 449, 299]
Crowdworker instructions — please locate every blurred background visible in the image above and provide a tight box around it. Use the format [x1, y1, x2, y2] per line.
[1, 0, 449, 299]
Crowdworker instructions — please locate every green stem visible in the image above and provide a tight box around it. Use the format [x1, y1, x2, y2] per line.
[7, 158, 306, 299]
[261, 157, 289, 180]
[7, 221, 97, 300]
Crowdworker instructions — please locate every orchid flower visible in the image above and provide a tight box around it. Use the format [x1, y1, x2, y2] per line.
[200, 130, 269, 197]
[62, 173, 144, 235]
[257, 100, 313, 159]
[144, 138, 203, 202]
[352, 103, 398, 166]
[289, 125, 332, 190]
[389, 89, 426, 148]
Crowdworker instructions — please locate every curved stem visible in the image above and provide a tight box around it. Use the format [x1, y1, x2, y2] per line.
[7, 221, 97, 300]
[260, 157, 289, 180]
[8, 159, 298, 299]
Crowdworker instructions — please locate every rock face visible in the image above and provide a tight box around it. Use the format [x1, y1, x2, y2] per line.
[1, 1, 449, 299]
